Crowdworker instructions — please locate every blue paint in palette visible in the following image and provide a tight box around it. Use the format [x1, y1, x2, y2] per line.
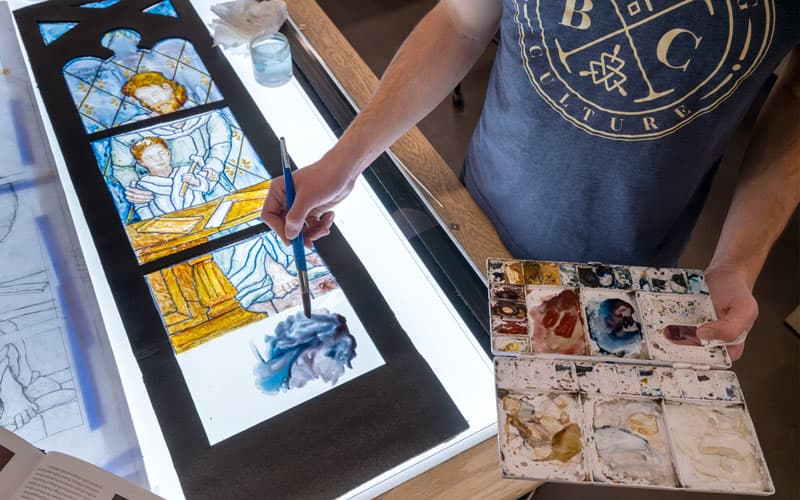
[585, 296, 643, 357]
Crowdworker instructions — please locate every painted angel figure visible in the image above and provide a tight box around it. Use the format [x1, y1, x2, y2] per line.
[128, 137, 212, 220]
[63, 29, 222, 133]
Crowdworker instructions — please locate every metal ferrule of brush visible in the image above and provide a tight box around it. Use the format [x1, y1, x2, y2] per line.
[298, 269, 311, 314]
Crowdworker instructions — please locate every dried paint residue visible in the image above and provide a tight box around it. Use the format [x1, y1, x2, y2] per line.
[665, 403, 769, 492]
[528, 288, 586, 355]
[587, 398, 677, 487]
[498, 392, 586, 481]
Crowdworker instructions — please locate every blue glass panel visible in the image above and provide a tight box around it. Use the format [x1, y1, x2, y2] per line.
[92, 108, 270, 225]
[38, 22, 78, 46]
[143, 0, 179, 18]
[63, 30, 223, 133]
[81, 0, 122, 8]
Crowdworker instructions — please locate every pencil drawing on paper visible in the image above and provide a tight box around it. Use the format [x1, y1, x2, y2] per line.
[1, 329, 82, 444]
[0, 186, 82, 443]
[91, 107, 272, 263]
[146, 232, 339, 353]
[63, 29, 222, 133]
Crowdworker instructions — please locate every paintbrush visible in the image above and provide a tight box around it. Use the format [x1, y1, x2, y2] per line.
[280, 137, 312, 318]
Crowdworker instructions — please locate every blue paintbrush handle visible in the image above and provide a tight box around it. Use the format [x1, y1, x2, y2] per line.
[281, 139, 307, 272]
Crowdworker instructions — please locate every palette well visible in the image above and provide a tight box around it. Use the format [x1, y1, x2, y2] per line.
[488, 259, 729, 368]
[489, 259, 773, 495]
[495, 358, 774, 494]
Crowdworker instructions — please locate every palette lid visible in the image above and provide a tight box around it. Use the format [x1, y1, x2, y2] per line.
[487, 259, 732, 370]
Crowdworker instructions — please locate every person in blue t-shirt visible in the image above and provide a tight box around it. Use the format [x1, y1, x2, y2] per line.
[262, 1, 800, 361]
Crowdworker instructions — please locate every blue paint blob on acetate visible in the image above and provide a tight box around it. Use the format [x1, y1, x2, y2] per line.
[63, 29, 223, 133]
[253, 311, 356, 394]
[80, 0, 123, 8]
[38, 22, 78, 46]
[143, 0, 179, 18]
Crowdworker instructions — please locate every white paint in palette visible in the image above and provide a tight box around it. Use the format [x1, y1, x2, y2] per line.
[495, 358, 516, 388]
[663, 402, 773, 493]
[712, 371, 743, 403]
[615, 365, 641, 396]
[583, 396, 678, 487]
[575, 363, 620, 395]
[516, 358, 574, 391]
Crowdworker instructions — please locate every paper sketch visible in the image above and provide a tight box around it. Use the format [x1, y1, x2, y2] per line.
[146, 232, 339, 353]
[0, 186, 82, 444]
[63, 29, 222, 133]
[1, 329, 82, 444]
[91, 107, 272, 263]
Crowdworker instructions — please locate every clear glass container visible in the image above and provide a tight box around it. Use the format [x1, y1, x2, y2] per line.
[250, 32, 292, 87]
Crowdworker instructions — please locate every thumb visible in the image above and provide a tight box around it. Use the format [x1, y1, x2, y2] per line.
[697, 295, 757, 345]
[285, 197, 312, 240]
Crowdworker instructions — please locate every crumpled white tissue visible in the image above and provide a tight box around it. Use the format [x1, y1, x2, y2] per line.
[210, 0, 288, 50]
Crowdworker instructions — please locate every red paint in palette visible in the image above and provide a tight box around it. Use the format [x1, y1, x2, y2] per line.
[530, 290, 587, 355]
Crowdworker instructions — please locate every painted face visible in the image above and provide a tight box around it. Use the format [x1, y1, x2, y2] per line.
[133, 83, 181, 114]
[139, 144, 171, 173]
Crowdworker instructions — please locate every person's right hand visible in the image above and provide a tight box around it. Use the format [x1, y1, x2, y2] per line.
[261, 156, 357, 247]
[125, 182, 154, 204]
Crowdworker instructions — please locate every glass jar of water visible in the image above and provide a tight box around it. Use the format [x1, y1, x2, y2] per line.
[250, 32, 293, 87]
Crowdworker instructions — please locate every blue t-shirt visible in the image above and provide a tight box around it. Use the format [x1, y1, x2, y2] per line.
[465, 0, 799, 266]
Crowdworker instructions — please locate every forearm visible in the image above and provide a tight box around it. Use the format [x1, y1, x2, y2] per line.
[709, 51, 800, 287]
[327, 1, 499, 178]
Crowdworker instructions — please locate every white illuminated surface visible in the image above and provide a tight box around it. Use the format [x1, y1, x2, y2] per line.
[9, 0, 497, 497]
[212, 49, 496, 500]
[8, 1, 184, 498]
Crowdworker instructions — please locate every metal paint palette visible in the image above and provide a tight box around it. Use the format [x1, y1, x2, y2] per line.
[489, 259, 773, 495]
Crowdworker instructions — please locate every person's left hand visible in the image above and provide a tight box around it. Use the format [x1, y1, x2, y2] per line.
[697, 265, 759, 362]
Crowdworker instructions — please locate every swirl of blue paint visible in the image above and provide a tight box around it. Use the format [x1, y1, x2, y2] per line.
[252, 311, 356, 394]
[588, 298, 643, 356]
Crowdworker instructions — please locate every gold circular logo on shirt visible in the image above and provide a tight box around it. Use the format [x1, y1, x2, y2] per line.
[514, 0, 775, 140]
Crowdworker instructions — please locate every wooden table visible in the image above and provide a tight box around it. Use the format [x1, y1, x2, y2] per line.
[286, 1, 541, 498]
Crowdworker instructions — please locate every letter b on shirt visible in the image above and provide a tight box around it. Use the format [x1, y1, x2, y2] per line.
[561, 0, 593, 30]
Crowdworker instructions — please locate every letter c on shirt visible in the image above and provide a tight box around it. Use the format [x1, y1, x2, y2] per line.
[657, 29, 702, 72]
